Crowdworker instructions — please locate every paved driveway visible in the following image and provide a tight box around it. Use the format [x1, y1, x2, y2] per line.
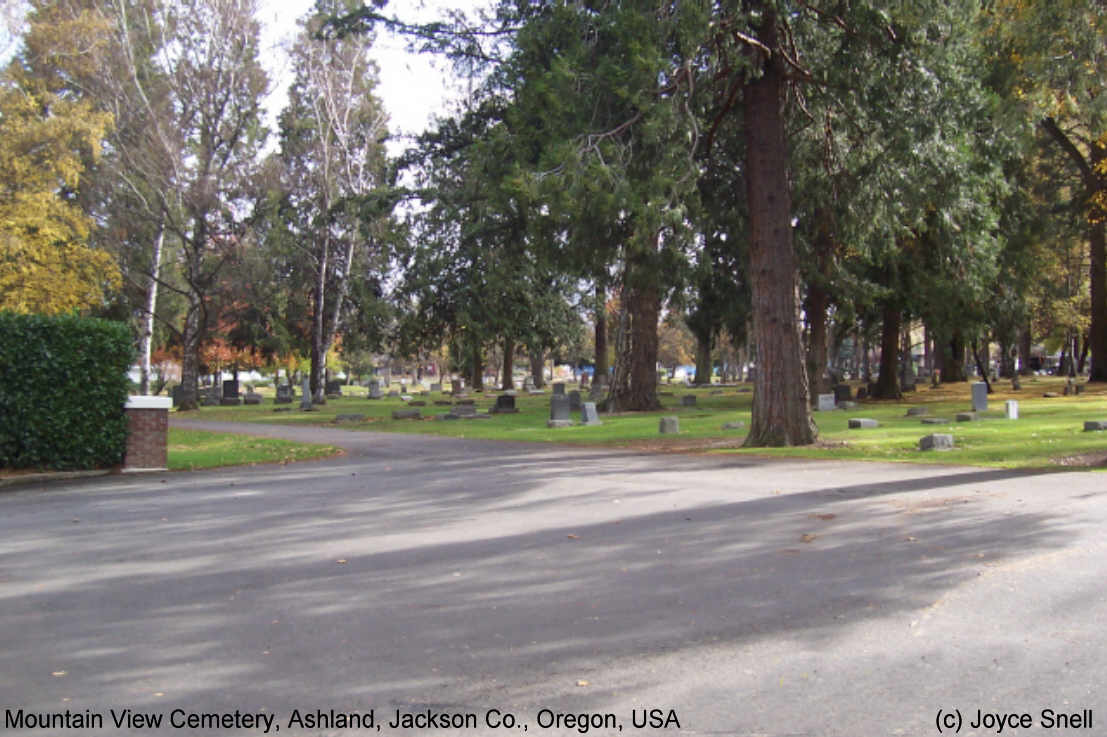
[1, 420, 1104, 735]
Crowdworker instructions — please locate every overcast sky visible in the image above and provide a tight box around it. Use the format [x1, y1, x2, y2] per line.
[259, 0, 486, 153]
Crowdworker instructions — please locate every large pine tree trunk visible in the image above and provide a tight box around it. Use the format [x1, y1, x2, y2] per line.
[613, 280, 661, 411]
[693, 331, 713, 385]
[501, 337, 515, 391]
[873, 303, 901, 399]
[742, 7, 816, 446]
[529, 347, 545, 388]
[594, 282, 608, 383]
[941, 330, 968, 383]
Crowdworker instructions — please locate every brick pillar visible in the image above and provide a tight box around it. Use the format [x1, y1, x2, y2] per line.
[124, 396, 172, 472]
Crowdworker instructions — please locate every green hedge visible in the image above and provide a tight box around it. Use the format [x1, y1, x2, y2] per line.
[0, 312, 134, 470]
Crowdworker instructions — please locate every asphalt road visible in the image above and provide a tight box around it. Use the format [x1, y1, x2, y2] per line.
[2, 420, 1105, 736]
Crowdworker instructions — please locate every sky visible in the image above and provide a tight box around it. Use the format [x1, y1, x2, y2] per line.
[258, 0, 487, 154]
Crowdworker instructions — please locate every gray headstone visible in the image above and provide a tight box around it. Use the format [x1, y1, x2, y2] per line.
[568, 390, 583, 411]
[1084, 420, 1107, 432]
[905, 407, 928, 416]
[548, 394, 571, 427]
[921, 417, 950, 425]
[971, 382, 988, 412]
[1005, 400, 1019, 420]
[325, 380, 343, 397]
[429, 383, 442, 392]
[721, 421, 745, 430]
[492, 394, 518, 414]
[919, 433, 954, 451]
[387, 390, 400, 398]
[816, 393, 836, 412]
[659, 416, 680, 434]
[335, 413, 365, 422]
[274, 384, 293, 404]
[391, 409, 421, 420]
[848, 418, 879, 429]
[552, 382, 566, 396]
[955, 412, 976, 422]
[171, 385, 182, 408]
[300, 378, 312, 410]
[833, 384, 852, 402]
[368, 380, 382, 399]
[244, 392, 262, 405]
[222, 379, 239, 399]
[681, 395, 697, 407]
[451, 403, 477, 417]
[451, 379, 463, 395]
[580, 402, 602, 426]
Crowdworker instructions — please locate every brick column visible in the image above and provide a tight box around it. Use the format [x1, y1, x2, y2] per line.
[124, 396, 172, 472]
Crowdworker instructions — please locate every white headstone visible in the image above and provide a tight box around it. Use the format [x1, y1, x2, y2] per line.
[1005, 400, 1018, 420]
[816, 394, 836, 412]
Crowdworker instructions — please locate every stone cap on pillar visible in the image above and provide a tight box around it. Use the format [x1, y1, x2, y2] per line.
[126, 396, 173, 410]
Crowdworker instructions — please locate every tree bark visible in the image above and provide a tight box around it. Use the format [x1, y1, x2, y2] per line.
[501, 336, 515, 391]
[941, 330, 968, 383]
[177, 303, 202, 411]
[1019, 320, 1033, 375]
[470, 341, 484, 391]
[594, 282, 608, 382]
[693, 331, 713, 385]
[804, 279, 831, 400]
[742, 7, 816, 445]
[613, 279, 661, 411]
[1088, 220, 1107, 380]
[529, 347, 545, 388]
[138, 222, 165, 396]
[873, 303, 901, 399]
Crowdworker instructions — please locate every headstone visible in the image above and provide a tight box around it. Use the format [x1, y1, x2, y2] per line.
[523, 375, 535, 390]
[681, 395, 697, 407]
[325, 380, 343, 397]
[568, 390, 583, 411]
[721, 421, 745, 430]
[171, 385, 182, 408]
[548, 394, 572, 427]
[955, 412, 976, 422]
[450, 404, 477, 418]
[1005, 400, 1019, 420]
[391, 409, 421, 420]
[971, 382, 988, 412]
[368, 380, 382, 399]
[1084, 420, 1107, 432]
[409, 401, 426, 407]
[921, 417, 950, 425]
[244, 392, 262, 405]
[275, 384, 293, 404]
[837, 400, 858, 409]
[222, 379, 239, 399]
[659, 416, 680, 434]
[335, 413, 365, 423]
[434, 400, 452, 406]
[816, 394, 836, 412]
[919, 433, 954, 451]
[1043, 392, 1060, 398]
[552, 382, 566, 396]
[491, 394, 519, 414]
[300, 378, 313, 411]
[580, 402, 602, 426]
[430, 383, 442, 392]
[387, 390, 400, 398]
[906, 407, 928, 416]
[451, 379, 463, 395]
[848, 418, 879, 429]
[400, 394, 413, 401]
[833, 384, 852, 403]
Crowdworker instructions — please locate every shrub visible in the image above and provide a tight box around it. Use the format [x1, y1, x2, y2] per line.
[0, 312, 134, 470]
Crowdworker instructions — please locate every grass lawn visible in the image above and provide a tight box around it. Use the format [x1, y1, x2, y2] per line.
[167, 428, 341, 471]
[179, 376, 1107, 470]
